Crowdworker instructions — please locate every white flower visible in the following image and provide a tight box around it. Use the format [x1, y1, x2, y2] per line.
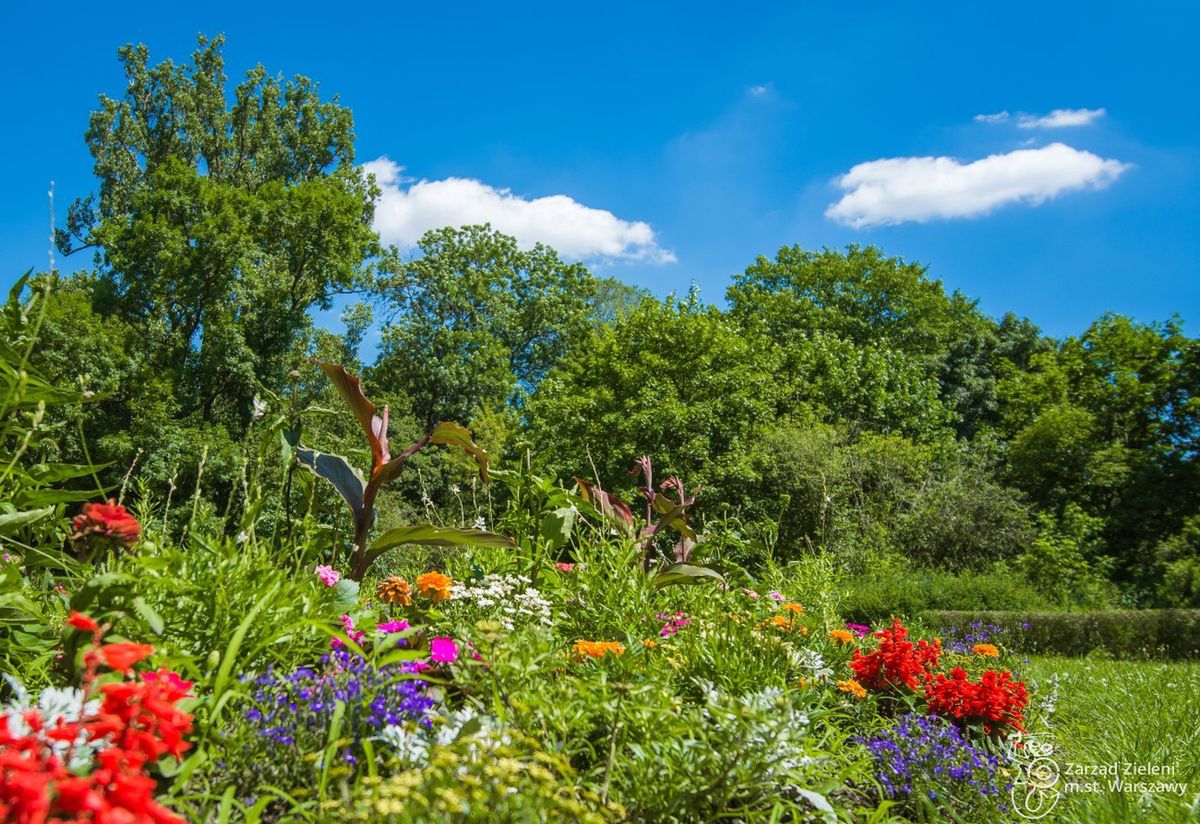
[471, 516, 487, 530]
[251, 394, 268, 421]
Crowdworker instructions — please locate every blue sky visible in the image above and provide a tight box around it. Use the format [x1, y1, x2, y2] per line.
[3, 0, 1198, 340]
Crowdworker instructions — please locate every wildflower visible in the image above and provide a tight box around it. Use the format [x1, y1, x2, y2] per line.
[573, 641, 625, 659]
[768, 591, 785, 601]
[95, 642, 155, 674]
[780, 602, 804, 615]
[828, 629, 855, 644]
[471, 516, 487, 530]
[377, 620, 410, 634]
[72, 500, 140, 549]
[66, 612, 100, 633]
[415, 571, 453, 602]
[554, 562, 575, 573]
[741, 588, 761, 599]
[850, 618, 942, 693]
[251, 395, 268, 421]
[642, 639, 658, 649]
[770, 615, 791, 629]
[429, 637, 459, 664]
[972, 643, 1000, 658]
[837, 679, 867, 699]
[846, 622, 871, 638]
[376, 576, 413, 606]
[657, 612, 690, 637]
[314, 565, 341, 587]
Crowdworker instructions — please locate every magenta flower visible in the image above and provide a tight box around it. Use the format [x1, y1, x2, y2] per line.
[331, 613, 366, 648]
[429, 636, 459, 663]
[377, 619, 410, 634]
[768, 591, 785, 601]
[846, 622, 871, 638]
[315, 564, 341, 587]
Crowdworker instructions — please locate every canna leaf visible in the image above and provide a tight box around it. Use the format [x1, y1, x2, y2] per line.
[430, 421, 490, 483]
[652, 562, 725, 589]
[295, 447, 366, 521]
[313, 361, 390, 470]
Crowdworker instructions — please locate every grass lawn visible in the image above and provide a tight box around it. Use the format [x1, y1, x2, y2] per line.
[1022, 656, 1200, 823]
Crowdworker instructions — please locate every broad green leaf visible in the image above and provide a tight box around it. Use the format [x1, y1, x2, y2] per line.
[27, 462, 113, 484]
[14, 487, 109, 507]
[652, 562, 725, 589]
[0, 507, 53, 537]
[540, 506, 576, 551]
[295, 447, 365, 521]
[430, 421, 490, 482]
[132, 596, 165, 635]
[331, 578, 360, 611]
[370, 524, 515, 554]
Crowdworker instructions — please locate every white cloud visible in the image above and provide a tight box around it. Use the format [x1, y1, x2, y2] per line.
[748, 84, 769, 96]
[974, 111, 1010, 123]
[363, 157, 674, 263]
[1018, 107, 1106, 129]
[826, 142, 1130, 228]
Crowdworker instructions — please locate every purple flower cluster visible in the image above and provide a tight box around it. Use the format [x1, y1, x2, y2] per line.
[241, 642, 434, 763]
[657, 612, 691, 637]
[857, 714, 1008, 811]
[941, 621, 1007, 654]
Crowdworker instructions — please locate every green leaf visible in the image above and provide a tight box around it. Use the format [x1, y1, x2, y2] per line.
[652, 562, 725, 589]
[330, 578, 360, 611]
[370, 524, 515, 554]
[14, 487, 108, 507]
[132, 596, 165, 635]
[430, 421, 490, 482]
[295, 447, 365, 521]
[540, 506, 576, 552]
[0, 507, 53, 537]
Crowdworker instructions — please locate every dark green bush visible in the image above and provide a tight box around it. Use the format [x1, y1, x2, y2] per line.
[841, 567, 1051, 624]
[922, 610, 1200, 659]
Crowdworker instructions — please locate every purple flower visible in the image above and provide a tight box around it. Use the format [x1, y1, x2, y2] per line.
[846, 622, 871, 638]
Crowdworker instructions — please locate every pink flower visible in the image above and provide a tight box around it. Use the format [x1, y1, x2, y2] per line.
[377, 619, 410, 634]
[429, 636, 459, 664]
[742, 588, 761, 599]
[768, 591, 784, 601]
[315, 565, 341, 587]
[410, 660, 431, 673]
[331, 613, 366, 648]
[846, 622, 871, 638]
[555, 562, 575, 572]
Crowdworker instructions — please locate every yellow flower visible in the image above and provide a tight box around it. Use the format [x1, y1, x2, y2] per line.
[828, 629, 855, 644]
[972, 643, 1000, 658]
[800, 625, 808, 636]
[837, 679, 867, 699]
[415, 571, 453, 602]
[642, 639, 658, 649]
[573, 640, 625, 659]
[375, 576, 413, 606]
[780, 602, 804, 615]
[770, 615, 791, 629]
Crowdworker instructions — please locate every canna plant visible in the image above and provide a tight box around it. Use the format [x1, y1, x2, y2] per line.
[296, 361, 513, 580]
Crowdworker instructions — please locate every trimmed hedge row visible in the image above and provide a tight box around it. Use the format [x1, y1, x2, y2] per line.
[921, 610, 1200, 660]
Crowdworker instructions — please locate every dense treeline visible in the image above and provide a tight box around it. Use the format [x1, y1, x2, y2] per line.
[16, 36, 1200, 608]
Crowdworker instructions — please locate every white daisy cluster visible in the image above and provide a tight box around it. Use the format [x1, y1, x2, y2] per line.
[450, 574, 553, 630]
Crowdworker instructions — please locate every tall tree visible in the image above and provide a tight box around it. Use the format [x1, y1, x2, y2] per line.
[371, 225, 596, 427]
[57, 34, 379, 430]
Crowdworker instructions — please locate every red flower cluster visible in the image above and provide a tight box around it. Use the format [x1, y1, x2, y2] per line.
[924, 666, 1029, 736]
[0, 614, 192, 823]
[72, 501, 141, 549]
[849, 617, 942, 691]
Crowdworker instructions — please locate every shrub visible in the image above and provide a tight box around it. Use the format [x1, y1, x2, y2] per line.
[922, 610, 1200, 659]
[841, 566, 1051, 625]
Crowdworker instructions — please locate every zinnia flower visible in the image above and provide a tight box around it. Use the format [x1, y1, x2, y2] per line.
[429, 637, 459, 663]
[573, 640, 625, 659]
[837, 679, 867, 699]
[972, 643, 1000, 658]
[314, 565, 341, 587]
[828, 629, 855, 644]
[376, 576, 413, 606]
[72, 500, 140, 548]
[415, 571, 453, 602]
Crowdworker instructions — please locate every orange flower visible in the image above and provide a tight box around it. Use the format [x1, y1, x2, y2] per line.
[376, 576, 413, 606]
[780, 602, 804, 615]
[98, 642, 155, 673]
[66, 612, 99, 633]
[972, 643, 1000, 658]
[416, 571, 453, 602]
[642, 639, 658, 649]
[828, 629, 855, 644]
[837, 679, 867, 699]
[574, 640, 625, 659]
[770, 615, 791, 629]
[800, 626, 809, 636]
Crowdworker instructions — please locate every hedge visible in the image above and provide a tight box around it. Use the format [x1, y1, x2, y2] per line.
[920, 610, 1200, 660]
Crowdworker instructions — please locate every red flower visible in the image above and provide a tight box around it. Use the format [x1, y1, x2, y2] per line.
[924, 666, 1029, 736]
[66, 611, 99, 633]
[97, 642, 155, 673]
[849, 617, 942, 692]
[72, 500, 141, 548]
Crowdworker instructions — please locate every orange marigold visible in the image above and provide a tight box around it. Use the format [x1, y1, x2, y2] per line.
[837, 679, 867, 699]
[574, 640, 625, 659]
[415, 571, 453, 602]
[972, 643, 1000, 658]
[780, 602, 804, 615]
[642, 639, 658, 649]
[376, 576, 413, 606]
[829, 629, 855, 644]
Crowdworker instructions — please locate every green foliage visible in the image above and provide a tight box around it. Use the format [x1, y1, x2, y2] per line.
[926, 611, 1200, 659]
[372, 224, 597, 426]
[840, 563, 1051, 625]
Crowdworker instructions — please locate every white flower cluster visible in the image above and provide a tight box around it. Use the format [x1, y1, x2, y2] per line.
[450, 574, 553, 630]
[376, 706, 507, 765]
[0, 678, 104, 769]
